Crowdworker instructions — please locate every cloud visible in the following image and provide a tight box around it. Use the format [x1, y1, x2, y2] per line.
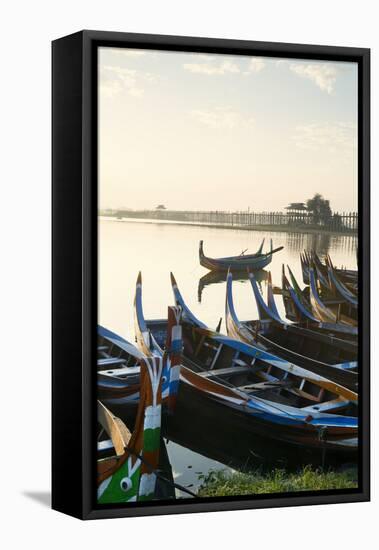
[183, 59, 240, 75]
[99, 65, 155, 98]
[190, 107, 254, 129]
[243, 57, 265, 74]
[289, 62, 338, 94]
[292, 122, 357, 151]
[183, 56, 266, 76]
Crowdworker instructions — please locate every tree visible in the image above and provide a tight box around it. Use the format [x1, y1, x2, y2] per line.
[332, 212, 342, 229]
[306, 194, 332, 225]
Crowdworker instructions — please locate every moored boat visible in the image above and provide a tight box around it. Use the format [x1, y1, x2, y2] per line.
[97, 326, 144, 406]
[97, 321, 181, 411]
[225, 270, 358, 392]
[309, 267, 357, 327]
[199, 239, 283, 272]
[282, 266, 358, 339]
[325, 255, 358, 308]
[134, 272, 358, 452]
[301, 250, 357, 287]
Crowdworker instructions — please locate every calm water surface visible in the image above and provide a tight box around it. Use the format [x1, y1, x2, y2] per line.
[99, 218, 358, 493]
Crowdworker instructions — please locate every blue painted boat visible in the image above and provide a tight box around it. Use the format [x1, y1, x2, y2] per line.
[134, 272, 358, 452]
[326, 255, 358, 308]
[309, 268, 357, 327]
[199, 238, 283, 272]
[97, 322, 179, 409]
[282, 265, 358, 338]
[225, 270, 358, 392]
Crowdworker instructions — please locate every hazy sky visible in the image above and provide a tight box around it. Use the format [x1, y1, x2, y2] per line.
[99, 47, 358, 212]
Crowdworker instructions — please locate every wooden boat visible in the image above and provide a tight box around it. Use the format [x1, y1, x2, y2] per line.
[199, 238, 283, 272]
[325, 255, 358, 308]
[165, 378, 346, 469]
[301, 251, 357, 287]
[97, 351, 164, 503]
[134, 272, 358, 452]
[97, 323, 181, 411]
[308, 257, 357, 321]
[225, 270, 358, 392]
[309, 267, 357, 327]
[97, 326, 144, 406]
[282, 265, 358, 339]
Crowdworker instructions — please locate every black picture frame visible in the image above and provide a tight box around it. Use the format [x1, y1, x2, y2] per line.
[52, 30, 370, 520]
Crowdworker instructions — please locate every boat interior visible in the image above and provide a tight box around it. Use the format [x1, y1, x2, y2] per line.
[146, 319, 357, 416]
[97, 337, 141, 385]
[245, 320, 355, 365]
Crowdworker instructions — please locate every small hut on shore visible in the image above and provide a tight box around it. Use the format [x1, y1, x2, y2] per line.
[285, 202, 308, 225]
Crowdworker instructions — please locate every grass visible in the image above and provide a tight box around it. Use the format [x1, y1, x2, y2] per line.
[197, 466, 358, 497]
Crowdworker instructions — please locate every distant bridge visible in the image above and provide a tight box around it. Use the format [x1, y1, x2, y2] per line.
[101, 209, 358, 234]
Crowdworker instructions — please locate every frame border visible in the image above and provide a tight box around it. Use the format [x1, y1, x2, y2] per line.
[52, 30, 370, 520]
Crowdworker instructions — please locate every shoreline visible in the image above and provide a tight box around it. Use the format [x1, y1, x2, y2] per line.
[99, 216, 358, 237]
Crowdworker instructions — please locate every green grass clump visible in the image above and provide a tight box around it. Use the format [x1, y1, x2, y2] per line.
[197, 466, 358, 497]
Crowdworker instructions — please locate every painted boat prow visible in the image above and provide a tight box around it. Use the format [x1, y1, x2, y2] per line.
[134, 273, 183, 410]
[170, 272, 207, 329]
[266, 271, 281, 319]
[284, 266, 319, 323]
[326, 255, 358, 307]
[248, 270, 283, 324]
[225, 270, 240, 328]
[134, 271, 164, 356]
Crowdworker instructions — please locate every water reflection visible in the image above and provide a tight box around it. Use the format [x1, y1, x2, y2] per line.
[198, 269, 267, 303]
[285, 231, 358, 261]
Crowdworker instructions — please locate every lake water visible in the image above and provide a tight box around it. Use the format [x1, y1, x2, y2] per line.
[98, 217, 358, 495]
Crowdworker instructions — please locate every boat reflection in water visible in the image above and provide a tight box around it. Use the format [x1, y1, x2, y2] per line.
[198, 269, 267, 303]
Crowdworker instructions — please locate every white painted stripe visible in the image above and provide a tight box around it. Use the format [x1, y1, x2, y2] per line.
[144, 404, 162, 430]
[97, 439, 113, 452]
[170, 365, 181, 382]
[172, 324, 182, 341]
[139, 473, 157, 497]
[97, 477, 111, 499]
[129, 456, 141, 477]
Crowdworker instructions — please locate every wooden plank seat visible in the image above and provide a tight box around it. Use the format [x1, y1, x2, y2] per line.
[98, 366, 141, 377]
[301, 398, 348, 413]
[237, 379, 295, 392]
[97, 438, 114, 452]
[98, 373, 138, 389]
[203, 341, 220, 352]
[233, 358, 248, 366]
[199, 365, 251, 378]
[233, 357, 263, 373]
[97, 357, 126, 367]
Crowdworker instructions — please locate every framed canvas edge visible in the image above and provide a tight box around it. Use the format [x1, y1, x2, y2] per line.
[53, 30, 370, 521]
